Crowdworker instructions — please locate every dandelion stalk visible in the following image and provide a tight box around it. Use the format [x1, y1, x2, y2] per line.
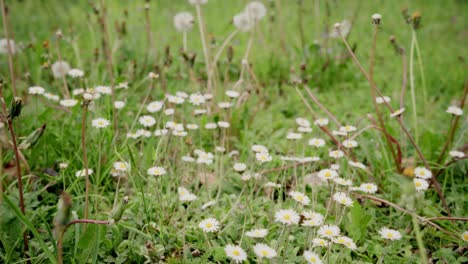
[195, 3, 212, 92]
[95, 0, 118, 132]
[54, 31, 71, 99]
[0, 0, 17, 97]
[409, 30, 419, 144]
[0, 82, 29, 259]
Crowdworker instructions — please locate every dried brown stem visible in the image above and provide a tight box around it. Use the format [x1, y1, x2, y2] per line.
[357, 194, 459, 239]
[0, 84, 29, 257]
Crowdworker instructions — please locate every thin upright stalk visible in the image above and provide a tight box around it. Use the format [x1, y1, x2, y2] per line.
[81, 105, 90, 222]
[409, 30, 419, 144]
[0, 85, 29, 258]
[0, 0, 17, 97]
[98, 0, 117, 132]
[54, 35, 71, 98]
[195, 4, 212, 92]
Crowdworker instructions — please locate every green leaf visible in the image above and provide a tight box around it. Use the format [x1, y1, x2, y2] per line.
[347, 201, 371, 242]
[2, 194, 57, 263]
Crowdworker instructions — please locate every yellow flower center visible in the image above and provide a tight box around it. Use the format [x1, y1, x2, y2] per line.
[206, 223, 213, 228]
[232, 250, 240, 256]
[283, 215, 291, 220]
[261, 250, 268, 256]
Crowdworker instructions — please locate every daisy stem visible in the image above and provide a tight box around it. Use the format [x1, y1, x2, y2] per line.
[203, 232, 212, 249]
[280, 226, 291, 264]
[210, 29, 238, 77]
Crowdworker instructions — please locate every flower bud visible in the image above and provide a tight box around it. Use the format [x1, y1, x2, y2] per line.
[19, 124, 46, 149]
[112, 196, 130, 222]
[8, 97, 22, 119]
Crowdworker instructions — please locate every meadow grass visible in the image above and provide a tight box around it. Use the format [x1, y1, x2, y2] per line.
[0, 0, 467, 263]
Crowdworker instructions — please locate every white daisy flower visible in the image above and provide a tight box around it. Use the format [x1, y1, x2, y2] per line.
[226, 90, 240, 98]
[139, 115, 156, 127]
[289, 191, 310, 205]
[252, 144, 268, 153]
[224, 245, 247, 263]
[317, 169, 338, 181]
[218, 102, 232, 109]
[348, 161, 367, 170]
[312, 238, 330, 247]
[298, 126, 313, 133]
[358, 183, 378, 194]
[115, 82, 129, 89]
[296, 117, 310, 127]
[113, 101, 125, 109]
[332, 192, 353, 207]
[205, 123, 217, 129]
[189, 93, 206, 105]
[113, 161, 130, 172]
[75, 169, 93, 177]
[68, 68, 84, 78]
[461, 231, 468, 242]
[314, 118, 328, 127]
[233, 163, 247, 172]
[446, 106, 463, 116]
[318, 225, 340, 238]
[256, 152, 272, 163]
[154, 129, 169, 136]
[332, 236, 357, 250]
[339, 125, 357, 133]
[186, 124, 199, 130]
[59, 99, 78, 107]
[147, 166, 166, 176]
[147, 101, 164, 113]
[449, 150, 465, 158]
[378, 227, 402, 241]
[217, 121, 230, 128]
[376, 96, 391, 104]
[253, 243, 277, 259]
[201, 200, 216, 210]
[246, 228, 268, 238]
[287, 132, 302, 140]
[92, 118, 110, 128]
[275, 209, 300, 225]
[343, 139, 358, 148]
[309, 138, 325, 147]
[329, 150, 344, 159]
[333, 177, 352, 186]
[414, 167, 432, 179]
[304, 251, 322, 264]
[390, 107, 405, 118]
[95, 85, 112, 95]
[413, 178, 429, 192]
[28, 86, 45, 95]
[199, 218, 220, 233]
[44, 92, 60, 101]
